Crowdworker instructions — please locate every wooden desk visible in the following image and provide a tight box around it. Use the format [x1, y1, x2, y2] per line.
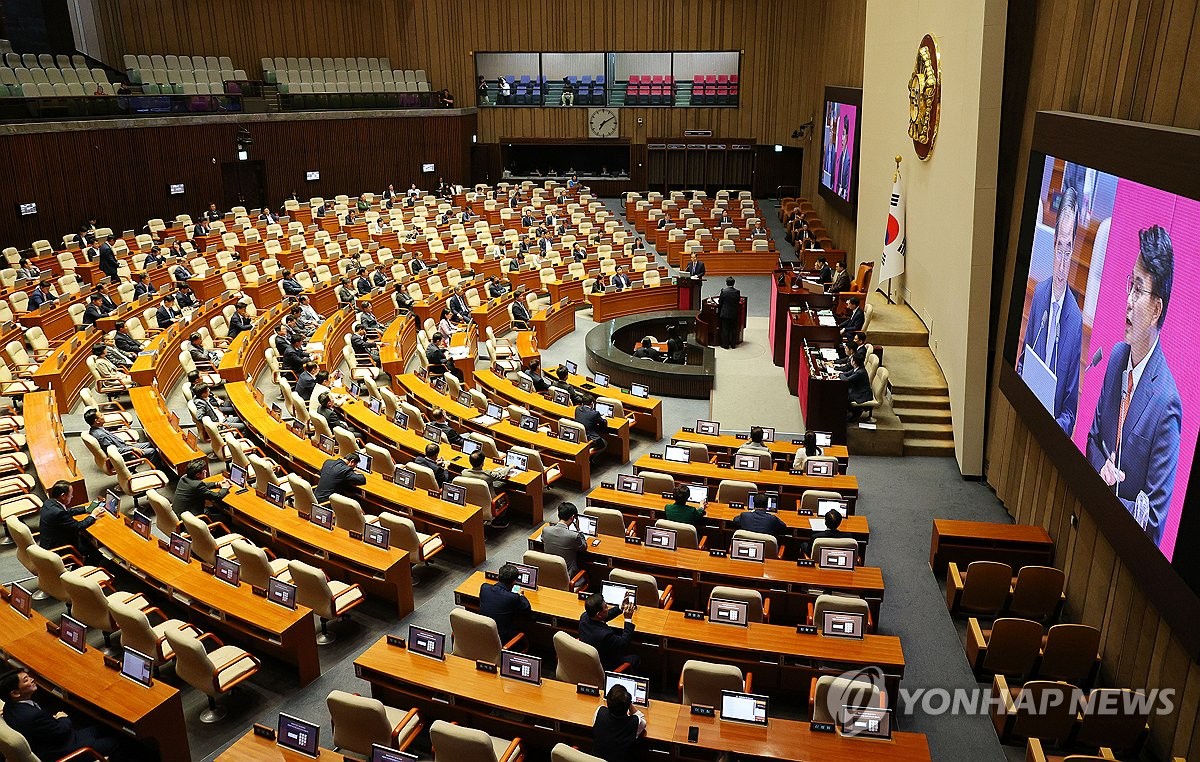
[559, 369, 663, 439]
[530, 528, 885, 625]
[355, 642, 930, 761]
[25, 390, 87, 497]
[338, 397, 545, 524]
[470, 291, 515, 337]
[242, 275, 285, 311]
[796, 340, 849, 446]
[226, 382, 487, 565]
[223, 488, 414, 618]
[30, 327, 101, 412]
[929, 519, 1055, 575]
[584, 486, 869, 561]
[670, 428, 850, 466]
[129, 386, 206, 475]
[632, 454, 859, 510]
[454, 571, 902, 700]
[395, 372, 593, 490]
[217, 730, 342, 761]
[86, 513, 321, 685]
[588, 282, 680, 322]
[545, 277, 585, 307]
[474, 367, 631, 463]
[130, 292, 241, 389]
[0, 601, 191, 762]
[531, 302, 576, 348]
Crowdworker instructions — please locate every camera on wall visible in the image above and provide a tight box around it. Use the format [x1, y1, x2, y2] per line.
[791, 121, 814, 141]
[236, 127, 253, 160]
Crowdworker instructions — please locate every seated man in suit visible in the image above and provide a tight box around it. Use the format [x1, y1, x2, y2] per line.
[38, 481, 104, 558]
[2, 670, 147, 761]
[732, 498, 788, 539]
[350, 323, 380, 366]
[813, 256, 833, 286]
[808, 509, 849, 555]
[610, 265, 632, 292]
[28, 279, 57, 309]
[295, 361, 319, 401]
[574, 394, 609, 457]
[194, 382, 244, 430]
[632, 336, 664, 362]
[838, 296, 865, 339]
[836, 331, 869, 371]
[527, 358, 551, 392]
[717, 210, 733, 227]
[315, 453, 368, 502]
[579, 592, 640, 672]
[280, 269, 304, 296]
[356, 300, 382, 336]
[447, 286, 473, 324]
[131, 272, 156, 299]
[113, 320, 143, 356]
[81, 294, 108, 327]
[174, 458, 231, 517]
[425, 407, 464, 447]
[487, 276, 510, 298]
[426, 332, 464, 382]
[85, 408, 159, 465]
[188, 332, 222, 367]
[316, 391, 362, 439]
[826, 261, 851, 294]
[413, 442, 450, 486]
[479, 563, 533, 643]
[842, 352, 873, 421]
[155, 294, 181, 329]
[203, 202, 222, 222]
[355, 268, 373, 296]
[371, 264, 388, 288]
[227, 302, 254, 340]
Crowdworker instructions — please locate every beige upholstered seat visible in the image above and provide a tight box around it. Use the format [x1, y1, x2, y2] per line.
[523, 549, 585, 591]
[61, 570, 150, 648]
[180, 511, 242, 564]
[550, 743, 604, 762]
[26, 544, 112, 606]
[429, 719, 523, 762]
[679, 659, 748, 707]
[164, 626, 261, 723]
[377, 513, 444, 565]
[582, 506, 629, 537]
[289, 559, 365, 644]
[108, 597, 199, 665]
[654, 518, 704, 549]
[450, 607, 525, 663]
[714, 479, 756, 504]
[553, 631, 608, 685]
[609, 568, 673, 609]
[708, 585, 768, 623]
[810, 675, 884, 724]
[327, 690, 422, 756]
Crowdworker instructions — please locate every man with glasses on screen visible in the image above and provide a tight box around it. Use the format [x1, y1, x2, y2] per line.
[1086, 225, 1181, 545]
[1017, 186, 1085, 435]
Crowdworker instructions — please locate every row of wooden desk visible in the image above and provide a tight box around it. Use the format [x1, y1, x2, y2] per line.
[587, 280, 681, 322]
[631, 453, 859, 510]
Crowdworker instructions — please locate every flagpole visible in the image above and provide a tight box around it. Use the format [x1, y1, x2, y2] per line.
[877, 155, 902, 305]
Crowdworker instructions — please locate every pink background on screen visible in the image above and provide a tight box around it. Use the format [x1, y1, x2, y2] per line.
[1072, 179, 1200, 559]
[823, 102, 857, 202]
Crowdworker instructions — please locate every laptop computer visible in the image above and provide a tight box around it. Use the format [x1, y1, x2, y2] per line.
[473, 402, 505, 426]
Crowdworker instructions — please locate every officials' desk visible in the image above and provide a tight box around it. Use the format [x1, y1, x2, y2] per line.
[584, 486, 869, 561]
[786, 311, 841, 395]
[453, 571, 901, 700]
[338, 396, 546, 524]
[929, 519, 1055, 575]
[631, 454, 859, 510]
[86, 513, 321, 685]
[531, 302, 576, 348]
[30, 326, 101, 412]
[588, 281, 679, 322]
[217, 730, 342, 761]
[222, 488, 414, 617]
[474, 367, 631, 463]
[796, 341, 849, 446]
[559, 369, 664, 439]
[394, 372, 593, 489]
[129, 386, 206, 474]
[529, 528, 885, 625]
[0, 597, 191, 762]
[226, 381, 487, 565]
[354, 642, 930, 762]
[670, 428, 850, 467]
[25, 390, 88, 498]
[769, 274, 831, 366]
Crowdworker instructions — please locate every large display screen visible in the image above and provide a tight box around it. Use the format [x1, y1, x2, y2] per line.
[818, 87, 861, 216]
[1013, 153, 1199, 563]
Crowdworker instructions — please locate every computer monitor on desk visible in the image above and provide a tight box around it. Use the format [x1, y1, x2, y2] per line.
[59, 614, 87, 653]
[630, 382, 649, 398]
[213, 556, 240, 586]
[408, 625, 446, 661]
[120, 646, 155, 687]
[565, 360, 578, 376]
[839, 706, 892, 740]
[730, 538, 766, 562]
[277, 713, 320, 758]
[505, 451, 529, 471]
[168, 533, 192, 563]
[708, 597, 749, 625]
[805, 459, 835, 477]
[601, 580, 637, 607]
[817, 545, 857, 570]
[499, 650, 542, 685]
[576, 513, 598, 537]
[268, 577, 297, 610]
[645, 526, 677, 551]
[510, 562, 539, 590]
[720, 690, 769, 725]
[593, 372, 609, 387]
[664, 445, 689, 463]
[747, 491, 778, 511]
[687, 484, 709, 504]
[817, 498, 849, 518]
[265, 483, 286, 507]
[594, 401, 615, 419]
[616, 474, 644, 495]
[8, 582, 32, 618]
[813, 431, 833, 447]
[733, 453, 760, 472]
[696, 419, 720, 436]
[461, 439, 481, 456]
[370, 743, 418, 762]
[605, 672, 649, 706]
[228, 463, 248, 489]
[821, 609, 866, 639]
[756, 426, 775, 442]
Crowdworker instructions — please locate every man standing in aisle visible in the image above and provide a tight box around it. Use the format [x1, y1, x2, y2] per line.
[717, 277, 740, 349]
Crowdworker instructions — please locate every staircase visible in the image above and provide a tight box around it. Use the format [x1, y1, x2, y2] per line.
[892, 384, 955, 456]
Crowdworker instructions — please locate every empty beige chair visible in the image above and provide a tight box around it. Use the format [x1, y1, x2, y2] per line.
[453, 474, 507, 522]
[231, 539, 292, 589]
[582, 506, 630, 537]
[289, 559, 364, 644]
[654, 518, 705, 550]
[107, 598, 199, 666]
[451, 607, 524, 663]
[966, 616, 1044, 679]
[523, 549, 585, 591]
[609, 568, 673, 609]
[429, 719, 523, 762]
[810, 536, 859, 562]
[810, 675, 884, 724]
[714, 479, 756, 505]
[639, 470, 675, 495]
[61, 570, 150, 649]
[376, 513, 444, 566]
[164, 626, 260, 723]
[946, 560, 1013, 616]
[732, 528, 781, 559]
[550, 744, 604, 762]
[7, 516, 52, 597]
[553, 631, 611, 685]
[679, 659, 749, 707]
[109, 445, 168, 511]
[677, 441, 710, 462]
[330, 493, 378, 533]
[27, 544, 112, 607]
[180, 511, 243, 564]
[327, 690, 422, 757]
[146, 488, 183, 536]
[734, 447, 773, 471]
[708, 585, 768, 623]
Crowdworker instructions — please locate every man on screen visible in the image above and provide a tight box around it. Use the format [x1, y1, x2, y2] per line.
[1016, 186, 1084, 435]
[835, 115, 852, 198]
[1085, 225, 1181, 545]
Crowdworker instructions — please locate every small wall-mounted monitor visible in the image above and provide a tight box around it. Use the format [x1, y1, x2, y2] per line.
[213, 556, 240, 586]
[168, 184, 185, 195]
[120, 646, 155, 687]
[59, 614, 87, 653]
[16, 203, 37, 216]
[442, 483, 467, 506]
[499, 649, 542, 685]
[422, 163, 436, 173]
[168, 533, 192, 563]
[821, 609, 866, 639]
[305, 171, 320, 181]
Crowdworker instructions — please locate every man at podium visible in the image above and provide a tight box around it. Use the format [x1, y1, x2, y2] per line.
[1016, 187, 1083, 435]
[683, 251, 706, 280]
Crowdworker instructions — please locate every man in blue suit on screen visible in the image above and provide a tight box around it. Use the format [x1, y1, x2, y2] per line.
[1016, 186, 1084, 435]
[1086, 224, 1181, 546]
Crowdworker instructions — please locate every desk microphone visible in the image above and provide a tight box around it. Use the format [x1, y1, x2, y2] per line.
[1030, 311, 1048, 357]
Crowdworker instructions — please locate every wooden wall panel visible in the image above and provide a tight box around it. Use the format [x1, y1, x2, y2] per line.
[988, 1, 1200, 755]
[0, 112, 474, 246]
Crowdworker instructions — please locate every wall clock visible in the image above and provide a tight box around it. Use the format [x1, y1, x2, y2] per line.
[908, 33, 941, 160]
[588, 108, 618, 139]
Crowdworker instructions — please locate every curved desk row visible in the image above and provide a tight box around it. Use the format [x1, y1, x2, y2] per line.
[587, 279, 680, 322]
[632, 453, 859, 510]
[25, 390, 87, 498]
[671, 428, 850, 466]
[129, 386, 207, 475]
[584, 311, 716, 400]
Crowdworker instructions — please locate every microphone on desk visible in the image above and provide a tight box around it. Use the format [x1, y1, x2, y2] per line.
[1030, 311, 1048, 358]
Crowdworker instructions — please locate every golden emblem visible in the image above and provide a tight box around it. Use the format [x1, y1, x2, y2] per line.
[908, 34, 941, 160]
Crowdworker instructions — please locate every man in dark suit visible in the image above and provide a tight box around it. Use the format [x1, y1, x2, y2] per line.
[280, 269, 304, 296]
[838, 296, 865, 340]
[610, 266, 632, 292]
[81, 294, 107, 327]
[447, 286, 472, 323]
[355, 268, 373, 295]
[520, 211, 535, 228]
[842, 353, 873, 421]
[350, 323, 380, 366]
[259, 208, 279, 224]
[717, 210, 733, 226]
[813, 256, 833, 286]
[574, 394, 608, 456]
[131, 272, 156, 298]
[632, 337, 664, 362]
[227, 302, 254, 340]
[511, 298, 532, 329]
[835, 116, 852, 197]
[316, 391, 360, 438]
[190, 220, 210, 238]
[579, 592, 640, 671]
[413, 442, 450, 486]
[717, 277, 741, 349]
[203, 203, 222, 222]
[155, 294, 181, 329]
[479, 563, 533, 643]
[174, 458, 231, 517]
[683, 251, 706, 280]
[732, 501, 788, 539]
[194, 382, 244, 430]
[114, 320, 143, 356]
[807, 509, 850, 555]
[315, 454, 367, 502]
[37, 481, 103, 555]
[426, 332, 464, 382]
[836, 331, 868, 371]
[371, 264, 388, 288]
[295, 362, 319, 401]
[827, 261, 851, 294]
[283, 335, 311, 377]
[1016, 186, 1085, 435]
[28, 280, 56, 309]
[2, 670, 142, 761]
[1085, 225, 1181, 546]
[97, 235, 119, 281]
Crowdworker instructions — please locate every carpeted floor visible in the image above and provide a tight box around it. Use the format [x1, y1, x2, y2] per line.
[0, 198, 1022, 761]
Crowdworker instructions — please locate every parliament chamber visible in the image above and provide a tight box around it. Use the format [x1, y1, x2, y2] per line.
[0, 2, 1196, 762]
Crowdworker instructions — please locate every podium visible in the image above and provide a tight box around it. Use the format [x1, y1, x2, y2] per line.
[695, 295, 747, 347]
[678, 276, 704, 311]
